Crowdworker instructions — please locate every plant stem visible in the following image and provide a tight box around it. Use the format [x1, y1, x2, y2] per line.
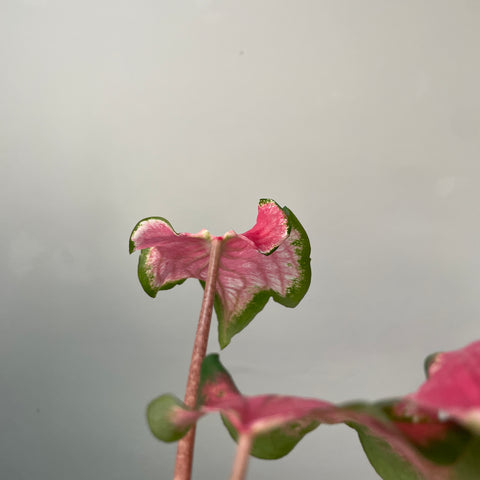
[173, 238, 223, 480]
[230, 433, 253, 480]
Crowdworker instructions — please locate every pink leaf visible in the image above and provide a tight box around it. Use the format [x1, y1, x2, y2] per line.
[403, 339, 480, 432]
[130, 199, 311, 347]
[190, 355, 450, 478]
[148, 350, 480, 479]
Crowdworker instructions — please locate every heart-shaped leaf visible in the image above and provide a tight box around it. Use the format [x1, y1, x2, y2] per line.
[130, 199, 311, 347]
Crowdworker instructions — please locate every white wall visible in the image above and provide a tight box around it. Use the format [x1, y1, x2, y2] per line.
[2, 1, 480, 478]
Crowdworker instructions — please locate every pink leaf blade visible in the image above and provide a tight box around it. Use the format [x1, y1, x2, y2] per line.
[130, 200, 311, 347]
[241, 199, 290, 254]
[129, 216, 178, 253]
[215, 204, 311, 348]
[405, 340, 480, 433]
[130, 217, 212, 297]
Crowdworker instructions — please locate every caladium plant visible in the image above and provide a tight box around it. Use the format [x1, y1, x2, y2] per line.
[147, 341, 480, 480]
[130, 199, 311, 480]
[130, 199, 479, 479]
[129, 198, 311, 349]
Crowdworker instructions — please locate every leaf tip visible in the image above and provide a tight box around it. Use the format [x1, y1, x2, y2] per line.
[424, 352, 441, 378]
[199, 353, 222, 380]
[218, 331, 230, 350]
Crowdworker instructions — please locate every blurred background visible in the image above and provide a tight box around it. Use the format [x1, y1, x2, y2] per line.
[1, 1, 479, 478]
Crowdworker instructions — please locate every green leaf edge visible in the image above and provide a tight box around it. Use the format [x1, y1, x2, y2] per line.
[222, 415, 321, 460]
[130, 216, 188, 298]
[423, 352, 440, 378]
[215, 203, 312, 348]
[352, 422, 424, 480]
[138, 249, 187, 298]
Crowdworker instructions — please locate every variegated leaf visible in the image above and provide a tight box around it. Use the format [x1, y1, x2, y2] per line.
[130, 199, 311, 347]
[147, 346, 480, 479]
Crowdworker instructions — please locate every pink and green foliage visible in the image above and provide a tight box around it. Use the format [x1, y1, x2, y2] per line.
[130, 199, 311, 348]
[402, 340, 480, 433]
[147, 342, 480, 479]
[130, 200, 480, 479]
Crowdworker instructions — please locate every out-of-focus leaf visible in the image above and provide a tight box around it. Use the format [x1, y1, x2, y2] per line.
[147, 343, 480, 479]
[146, 394, 200, 442]
[403, 339, 480, 433]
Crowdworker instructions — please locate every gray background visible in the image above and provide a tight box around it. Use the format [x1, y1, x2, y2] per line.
[1, 1, 479, 479]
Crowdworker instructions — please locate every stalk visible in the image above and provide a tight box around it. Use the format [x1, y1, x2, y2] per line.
[229, 433, 253, 480]
[173, 238, 222, 480]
